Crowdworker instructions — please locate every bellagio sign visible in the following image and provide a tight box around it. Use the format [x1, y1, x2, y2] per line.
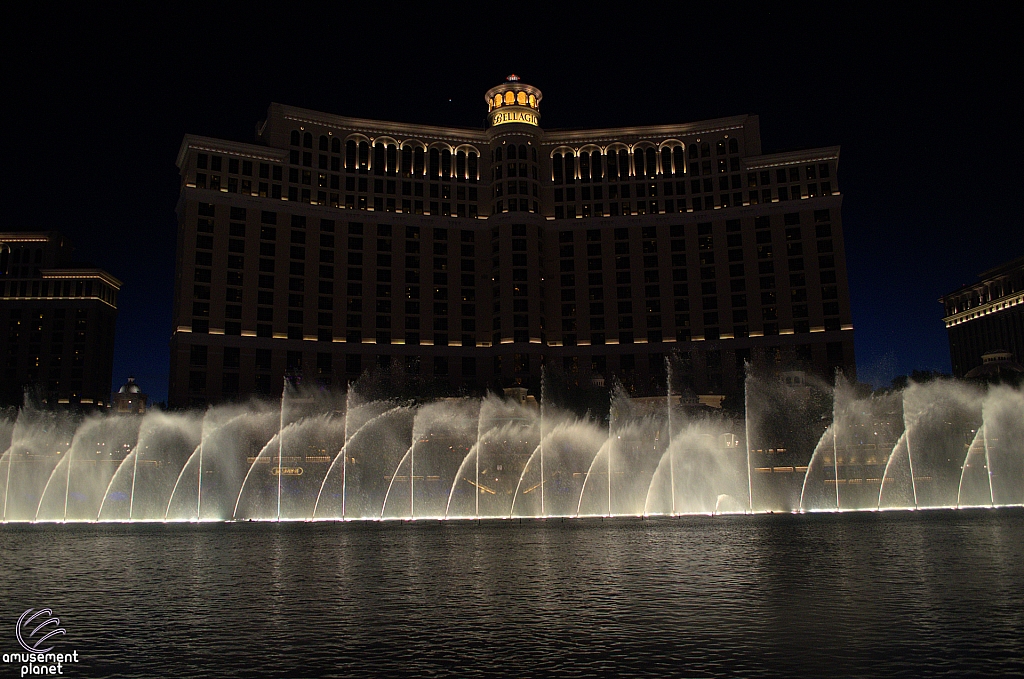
[491, 108, 539, 126]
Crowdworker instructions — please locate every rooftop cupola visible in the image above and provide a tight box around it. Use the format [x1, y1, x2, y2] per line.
[485, 75, 542, 128]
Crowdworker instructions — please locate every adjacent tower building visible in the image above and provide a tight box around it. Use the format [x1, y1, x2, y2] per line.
[169, 76, 854, 408]
[940, 255, 1024, 377]
[0, 232, 121, 407]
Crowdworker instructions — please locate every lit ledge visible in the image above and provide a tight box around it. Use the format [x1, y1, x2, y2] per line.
[361, 338, 375, 344]
[242, 331, 256, 337]
[304, 335, 317, 341]
[841, 324, 854, 331]
[176, 326, 192, 333]
[748, 332, 763, 337]
[273, 333, 287, 339]
[332, 337, 346, 343]
[210, 329, 224, 335]
[780, 329, 794, 335]
[810, 326, 825, 333]
[692, 335, 706, 341]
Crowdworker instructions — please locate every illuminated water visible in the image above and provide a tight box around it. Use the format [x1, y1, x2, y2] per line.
[2, 510, 1022, 678]
[2, 376, 1021, 523]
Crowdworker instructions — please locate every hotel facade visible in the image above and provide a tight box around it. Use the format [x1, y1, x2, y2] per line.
[169, 77, 854, 408]
[0, 232, 120, 407]
[940, 256, 1024, 377]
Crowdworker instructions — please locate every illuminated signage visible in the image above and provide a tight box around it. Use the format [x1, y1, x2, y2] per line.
[491, 107, 538, 126]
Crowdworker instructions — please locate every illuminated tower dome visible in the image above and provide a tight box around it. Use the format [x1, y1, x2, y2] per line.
[485, 75, 543, 128]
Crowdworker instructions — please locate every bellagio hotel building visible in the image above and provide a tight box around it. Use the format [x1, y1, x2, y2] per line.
[169, 76, 853, 407]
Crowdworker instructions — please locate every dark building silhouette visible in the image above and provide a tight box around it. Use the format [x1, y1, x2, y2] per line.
[0, 232, 120, 407]
[169, 76, 854, 408]
[941, 256, 1024, 377]
[113, 376, 148, 414]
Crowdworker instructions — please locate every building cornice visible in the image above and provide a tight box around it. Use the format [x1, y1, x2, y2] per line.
[41, 268, 123, 289]
[273, 103, 490, 144]
[743, 147, 841, 170]
[0, 233, 54, 243]
[943, 291, 1024, 327]
[176, 135, 288, 169]
[540, 115, 754, 145]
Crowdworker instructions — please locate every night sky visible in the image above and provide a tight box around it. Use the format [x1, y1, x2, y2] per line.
[4, 5, 1022, 404]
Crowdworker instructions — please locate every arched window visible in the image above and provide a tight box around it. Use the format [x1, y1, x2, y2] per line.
[673, 147, 685, 176]
[507, 144, 517, 160]
[618, 149, 630, 179]
[716, 140, 726, 155]
[441, 149, 452, 178]
[319, 135, 329, 151]
[689, 143, 699, 159]
[662, 148, 673, 176]
[517, 91, 528, 105]
[303, 132, 313, 148]
[729, 138, 739, 154]
[635, 148, 648, 179]
[373, 143, 386, 175]
[332, 138, 341, 154]
[494, 94, 502, 109]
[607, 151, 619, 181]
[591, 151, 603, 182]
[386, 144, 397, 176]
[429, 148, 440, 178]
[563, 153, 575, 182]
[700, 142, 710, 157]
[553, 154, 564, 184]
[468, 152, 478, 181]
[532, 148, 538, 162]
[495, 147, 503, 162]
[346, 140, 357, 170]
[504, 91, 515, 105]
[519, 144, 527, 160]
[579, 152, 591, 182]
[358, 142, 369, 172]
[529, 94, 536, 107]
[414, 147, 425, 176]
[646, 148, 657, 177]
[456, 151, 467, 179]
[290, 130, 300, 146]
[401, 147, 413, 178]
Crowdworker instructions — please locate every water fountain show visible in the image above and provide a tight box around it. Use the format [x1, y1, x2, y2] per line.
[1, 365, 1021, 523]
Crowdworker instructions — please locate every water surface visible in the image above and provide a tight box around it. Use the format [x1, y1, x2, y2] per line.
[2, 510, 1022, 678]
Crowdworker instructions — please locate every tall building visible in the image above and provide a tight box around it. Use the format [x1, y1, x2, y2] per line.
[940, 255, 1024, 376]
[0, 232, 121, 407]
[169, 76, 854, 408]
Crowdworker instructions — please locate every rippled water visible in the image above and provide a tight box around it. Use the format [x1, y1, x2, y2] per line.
[2, 510, 1023, 678]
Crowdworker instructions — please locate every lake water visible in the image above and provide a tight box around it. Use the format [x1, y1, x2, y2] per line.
[2, 510, 1022, 678]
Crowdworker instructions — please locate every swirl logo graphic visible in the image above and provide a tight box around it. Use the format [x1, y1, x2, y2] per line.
[16, 608, 66, 653]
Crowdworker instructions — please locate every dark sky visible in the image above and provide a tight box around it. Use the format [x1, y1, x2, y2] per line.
[4, 5, 1022, 404]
